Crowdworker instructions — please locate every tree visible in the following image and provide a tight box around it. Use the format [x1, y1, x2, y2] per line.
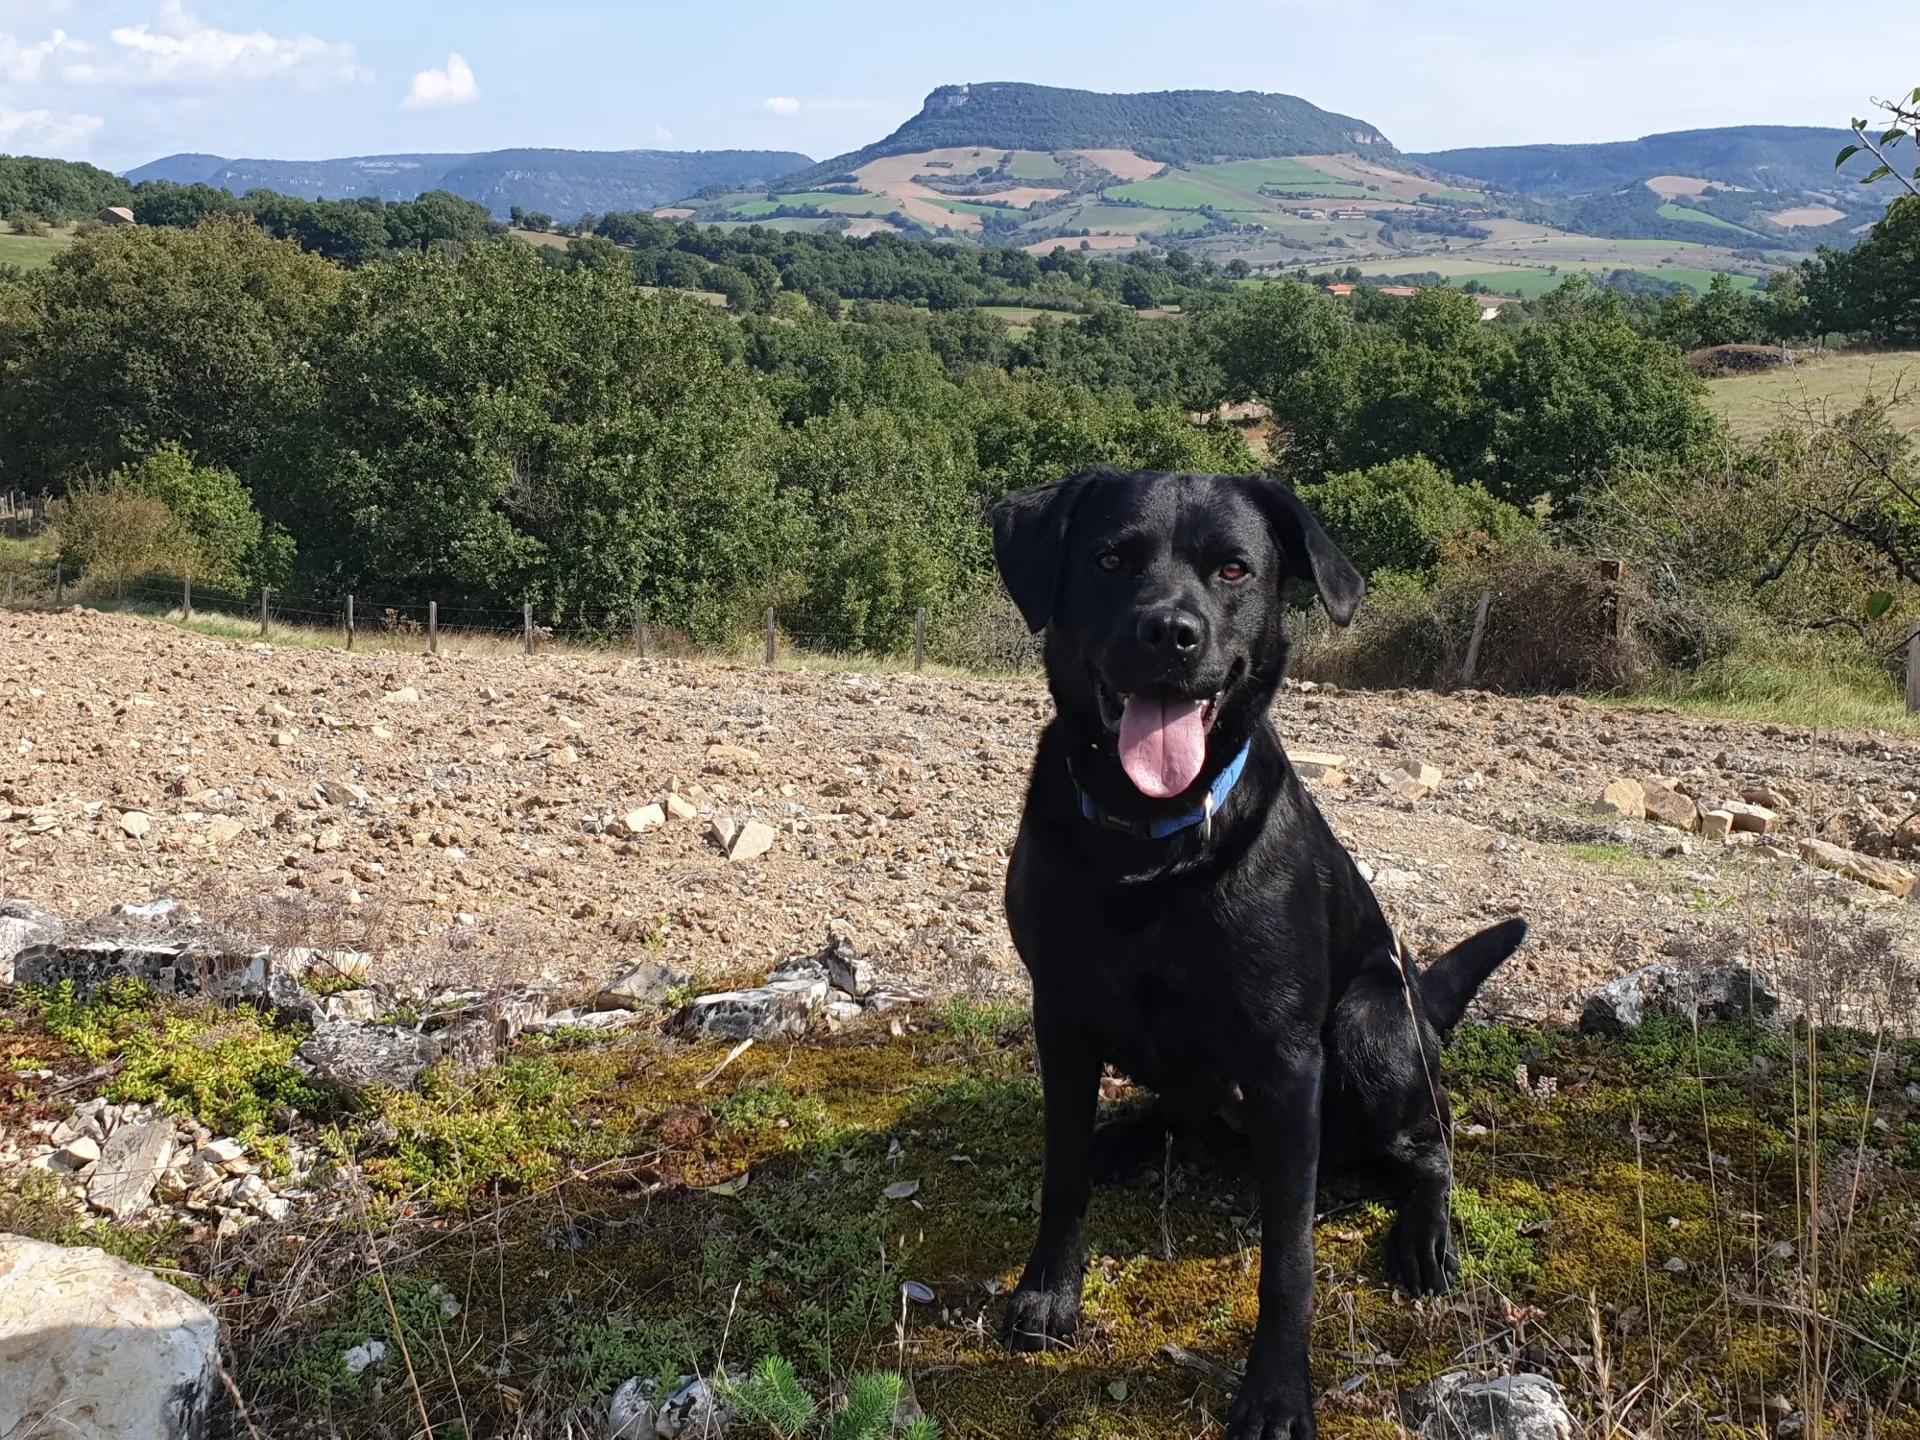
[1202, 280, 1350, 410]
[1801, 195, 1920, 343]
[1297, 456, 1523, 579]
[0, 216, 342, 489]
[113, 443, 268, 583]
[49, 483, 186, 592]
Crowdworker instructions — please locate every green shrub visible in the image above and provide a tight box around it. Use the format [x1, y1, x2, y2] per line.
[1298, 455, 1525, 581]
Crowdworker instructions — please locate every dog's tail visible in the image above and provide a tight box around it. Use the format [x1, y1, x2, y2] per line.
[1415, 917, 1528, 1038]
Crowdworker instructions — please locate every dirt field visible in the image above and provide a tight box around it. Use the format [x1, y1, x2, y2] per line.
[6, 608, 1917, 1020]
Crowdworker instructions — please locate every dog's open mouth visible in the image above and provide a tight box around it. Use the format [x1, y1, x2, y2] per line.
[1097, 683, 1222, 798]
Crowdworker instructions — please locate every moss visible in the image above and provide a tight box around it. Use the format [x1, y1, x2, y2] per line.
[367, 1054, 587, 1206]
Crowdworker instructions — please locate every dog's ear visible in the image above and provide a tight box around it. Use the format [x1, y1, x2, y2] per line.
[1248, 480, 1365, 627]
[991, 473, 1094, 634]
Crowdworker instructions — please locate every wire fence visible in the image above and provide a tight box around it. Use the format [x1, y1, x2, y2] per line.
[8, 565, 1038, 675]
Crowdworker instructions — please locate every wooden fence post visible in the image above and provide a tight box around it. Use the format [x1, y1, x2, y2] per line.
[346, 594, 354, 651]
[1461, 588, 1492, 686]
[523, 603, 533, 655]
[183, 576, 192, 622]
[53, 563, 61, 607]
[634, 600, 646, 658]
[914, 607, 927, 672]
[428, 600, 438, 655]
[1597, 558, 1627, 641]
[259, 587, 270, 638]
[1908, 622, 1919, 715]
[763, 608, 776, 668]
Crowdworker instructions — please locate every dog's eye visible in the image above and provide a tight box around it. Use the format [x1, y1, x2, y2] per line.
[1219, 561, 1250, 582]
[1096, 552, 1122, 572]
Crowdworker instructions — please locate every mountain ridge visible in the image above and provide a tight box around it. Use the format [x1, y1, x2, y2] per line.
[785, 81, 1401, 185]
[122, 147, 814, 220]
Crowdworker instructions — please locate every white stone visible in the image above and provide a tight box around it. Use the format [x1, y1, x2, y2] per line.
[0, 1233, 220, 1440]
[343, 1339, 387, 1376]
[1581, 963, 1781, 1034]
[117, 812, 151, 841]
[728, 820, 777, 864]
[665, 793, 699, 822]
[621, 805, 666, 836]
[87, 1117, 174, 1222]
[610, 1376, 660, 1440]
[1399, 1372, 1574, 1440]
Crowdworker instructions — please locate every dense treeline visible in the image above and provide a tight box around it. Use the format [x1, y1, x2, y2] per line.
[0, 214, 1723, 653]
[0, 154, 135, 222]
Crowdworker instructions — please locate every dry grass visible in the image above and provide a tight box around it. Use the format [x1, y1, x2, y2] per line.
[1710, 350, 1920, 440]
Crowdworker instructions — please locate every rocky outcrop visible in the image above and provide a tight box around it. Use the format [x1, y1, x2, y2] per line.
[1580, 962, 1782, 1034]
[1398, 1372, 1574, 1440]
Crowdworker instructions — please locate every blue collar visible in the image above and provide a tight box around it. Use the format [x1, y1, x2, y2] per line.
[1071, 741, 1252, 841]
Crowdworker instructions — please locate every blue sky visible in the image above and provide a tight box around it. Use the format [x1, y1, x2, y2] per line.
[1, 0, 1913, 172]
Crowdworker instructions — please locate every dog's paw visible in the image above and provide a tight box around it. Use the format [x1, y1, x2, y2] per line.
[1000, 1283, 1082, 1352]
[1385, 1201, 1459, 1297]
[1226, 1383, 1317, 1440]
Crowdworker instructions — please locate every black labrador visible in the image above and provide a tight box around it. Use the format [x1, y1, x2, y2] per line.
[990, 466, 1528, 1440]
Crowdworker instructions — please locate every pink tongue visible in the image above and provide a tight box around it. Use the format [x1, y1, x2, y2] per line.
[1118, 693, 1208, 799]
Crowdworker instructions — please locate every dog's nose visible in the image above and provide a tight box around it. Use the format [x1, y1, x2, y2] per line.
[1137, 606, 1205, 656]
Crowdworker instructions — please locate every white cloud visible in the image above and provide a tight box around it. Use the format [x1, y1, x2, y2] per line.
[403, 52, 478, 110]
[0, 100, 102, 151]
[762, 95, 800, 117]
[0, 26, 84, 83]
[64, 2, 365, 88]
[653, 124, 673, 144]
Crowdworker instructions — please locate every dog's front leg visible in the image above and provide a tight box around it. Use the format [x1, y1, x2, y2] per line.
[1001, 994, 1100, 1352]
[1230, 1043, 1323, 1440]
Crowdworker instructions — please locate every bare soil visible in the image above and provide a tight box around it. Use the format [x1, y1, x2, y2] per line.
[6, 608, 1917, 1018]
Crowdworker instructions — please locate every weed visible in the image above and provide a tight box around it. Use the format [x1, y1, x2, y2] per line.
[720, 1357, 941, 1440]
[931, 998, 1028, 1053]
[1561, 840, 1645, 869]
[543, 1310, 701, 1400]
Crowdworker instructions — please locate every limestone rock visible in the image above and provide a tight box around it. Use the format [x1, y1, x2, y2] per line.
[1400, 761, 1443, 792]
[117, 812, 151, 841]
[1720, 800, 1777, 835]
[1580, 962, 1781, 1035]
[1290, 750, 1349, 781]
[703, 743, 760, 776]
[383, 687, 420, 705]
[823, 931, 874, 997]
[669, 974, 827, 1041]
[87, 1115, 175, 1222]
[610, 1376, 660, 1439]
[593, 962, 688, 1012]
[620, 804, 666, 837]
[654, 1376, 727, 1438]
[204, 817, 247, 847]
[709, 816, 737, 852]
[665, 793, 699, 822]
[0, 902, 63, 985]
[0, 1234, 220, 1440]
[1640, 784, 1699, 832]
[1596, 778, 1645, 822]
[297, 1020, 442, 1092]
[1701, 810, 1734, 842]
[727, 820, 777, 864]
[318, 779, 372, 807]
[1398, 1372, 1574, 1440]
[1798, 838, 1917, 898]
[320, 988, 384, 1022]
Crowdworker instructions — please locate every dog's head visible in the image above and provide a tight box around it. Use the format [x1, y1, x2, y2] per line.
[992, 467, 1361, 802]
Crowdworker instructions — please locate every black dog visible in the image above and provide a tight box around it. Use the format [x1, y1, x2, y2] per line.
[991, 466, 1527, 1440]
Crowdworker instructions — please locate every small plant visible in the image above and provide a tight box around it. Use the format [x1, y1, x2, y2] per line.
[1451, 1183, 1547, 1291]
[35, 977, 157, 1061]
[711, 1079, 836, 1152]
[719, 1357, 939, 1440]
[932, 998, 1027, 1053]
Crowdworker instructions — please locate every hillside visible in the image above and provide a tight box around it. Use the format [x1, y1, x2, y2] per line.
[123, 147, 813, 220]
[791, 81, 1400, 182]
[1412, 125, 1871, 198]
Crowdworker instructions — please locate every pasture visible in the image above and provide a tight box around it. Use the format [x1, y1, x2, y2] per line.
[1656, 202, 1761, 236]
[0, 224, 79, 268]
[1708, 348, 1920, 438]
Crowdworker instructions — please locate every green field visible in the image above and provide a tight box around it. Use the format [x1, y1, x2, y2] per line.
[1656, 202, 1760, 236]
[1002, 150, 1066, 181]
[1708, 348, 1920, 438]
[1194, 158, 1370, 197]
[0, 226, 78, 268]
[724, 200, 781, 218]
[1103, 175, 1240, 210]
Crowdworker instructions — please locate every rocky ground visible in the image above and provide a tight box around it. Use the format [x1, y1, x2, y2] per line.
[1, 607, 1917, 1022]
